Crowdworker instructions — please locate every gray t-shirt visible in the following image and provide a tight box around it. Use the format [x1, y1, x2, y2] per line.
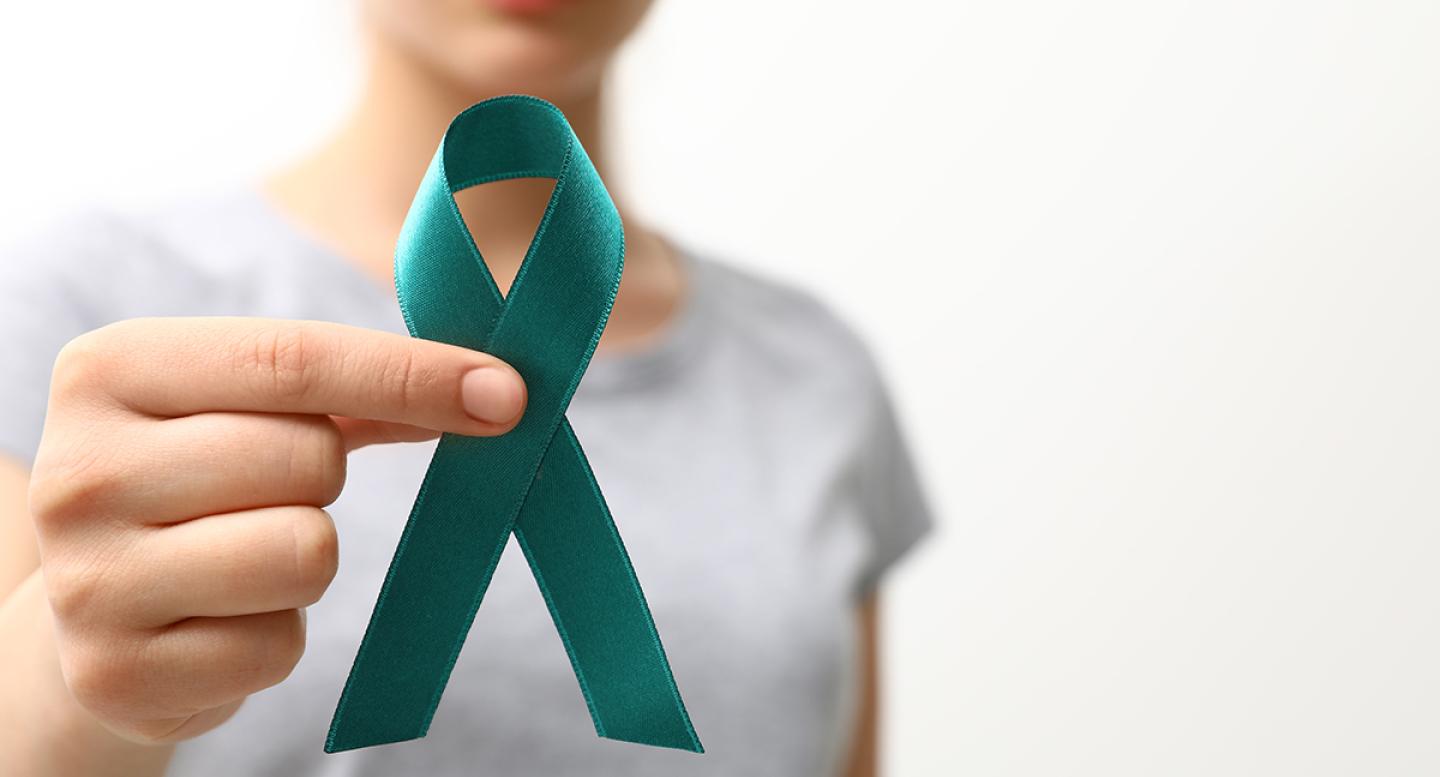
[0, 190, 932, 777]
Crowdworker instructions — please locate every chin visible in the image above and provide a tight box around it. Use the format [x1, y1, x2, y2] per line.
[365, 0, 648, 103]
[440, 25, 608, 100]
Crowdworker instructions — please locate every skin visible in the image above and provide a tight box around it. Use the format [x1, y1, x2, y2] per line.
[0, 2, 882, 775]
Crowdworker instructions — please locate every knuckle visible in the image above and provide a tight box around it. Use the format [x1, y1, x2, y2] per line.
[287, 418, 346, 505]
[289, 509, 339, 603]
[44, 556, 106, 620]
[248, 611, 307, 691]
[374, 344, 426, 415]
[279, 611, 307, 671]
[60, 639, 138, 716]
[49, 330, 109, 401]
[48, 320, 145, 400]
[238, 324, 317, 403]
[28, 441, 126, 529]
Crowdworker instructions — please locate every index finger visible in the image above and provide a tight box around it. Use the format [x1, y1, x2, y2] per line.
[58, 317, 527, 436]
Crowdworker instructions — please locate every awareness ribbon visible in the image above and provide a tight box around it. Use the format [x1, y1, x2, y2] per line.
[325, 95, 702, 754]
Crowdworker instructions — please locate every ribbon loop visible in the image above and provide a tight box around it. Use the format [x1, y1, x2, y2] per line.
[325, 95, 701, 754]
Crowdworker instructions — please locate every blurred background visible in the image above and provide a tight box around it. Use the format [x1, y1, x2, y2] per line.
[2, 1, 1437, 774]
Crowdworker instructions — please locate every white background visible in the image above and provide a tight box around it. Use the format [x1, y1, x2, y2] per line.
[3, 1, 1438, 774]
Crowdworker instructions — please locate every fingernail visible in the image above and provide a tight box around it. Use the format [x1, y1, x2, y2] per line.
[461, 366, 525, 425]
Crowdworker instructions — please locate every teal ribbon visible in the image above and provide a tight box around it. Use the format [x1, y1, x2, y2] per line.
[325, 95, 702, 755]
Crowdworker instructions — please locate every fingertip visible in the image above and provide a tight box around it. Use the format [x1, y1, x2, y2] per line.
[460, 364, 527, 430]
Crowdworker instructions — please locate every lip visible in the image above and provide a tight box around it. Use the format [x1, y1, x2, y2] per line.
[483, 0, 570, 14]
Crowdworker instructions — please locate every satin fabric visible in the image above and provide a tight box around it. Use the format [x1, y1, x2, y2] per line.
[325, 96, 701, 754]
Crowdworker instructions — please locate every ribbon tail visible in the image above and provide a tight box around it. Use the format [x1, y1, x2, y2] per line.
[514, 420, 703, 753]
[325, 433, 518, 753]
[325, 422, 700, 754]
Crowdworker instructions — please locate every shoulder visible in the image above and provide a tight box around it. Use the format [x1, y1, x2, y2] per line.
[13, 189, 282, 278]
[1, 205, 158, 333]
[1, 189, 302, 321]
[681, 252, 935, 587]
[6, 204, 159, 284]
[687, 252, 886, 404]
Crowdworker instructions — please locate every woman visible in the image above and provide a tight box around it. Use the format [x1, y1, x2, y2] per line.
[0, 1, 931, 775]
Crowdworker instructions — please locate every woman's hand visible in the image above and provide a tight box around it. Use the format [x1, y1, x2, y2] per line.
[25, 317, 526, 744]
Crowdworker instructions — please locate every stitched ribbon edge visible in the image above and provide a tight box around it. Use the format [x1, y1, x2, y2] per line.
[323, 95, 702, 755]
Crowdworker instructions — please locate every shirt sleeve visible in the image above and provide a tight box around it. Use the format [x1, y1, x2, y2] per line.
[0, 215, 109, 465]
[852, 370, 935, 598]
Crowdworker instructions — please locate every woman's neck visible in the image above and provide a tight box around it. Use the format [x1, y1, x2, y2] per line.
[265, 35, 683, 352]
